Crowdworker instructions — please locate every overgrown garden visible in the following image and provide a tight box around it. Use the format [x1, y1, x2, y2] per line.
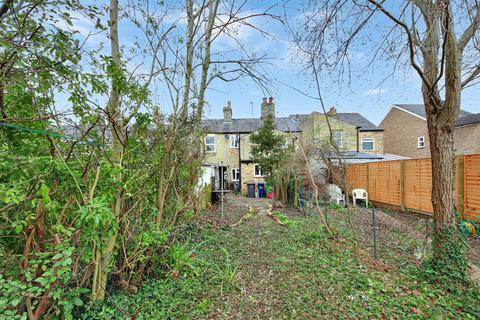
[1, 0, 480, 319]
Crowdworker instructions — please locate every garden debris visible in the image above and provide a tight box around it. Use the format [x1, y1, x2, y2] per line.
[231, 206, 255, 227]
[265, 205, 286, 226]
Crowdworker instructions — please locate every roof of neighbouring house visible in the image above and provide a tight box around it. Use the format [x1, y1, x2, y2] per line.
[203, 112, 382, 133]
[288, 113, 381, 131]
[392, 104, 472, 120]
[328, 152, 409, 163]
[456, 113, 480, 127]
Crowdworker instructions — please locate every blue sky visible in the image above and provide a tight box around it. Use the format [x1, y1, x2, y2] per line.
[202, 0, 479, 125]
[67, 0, 479, 126]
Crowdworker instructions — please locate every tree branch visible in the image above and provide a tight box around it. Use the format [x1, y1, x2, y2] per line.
[458, 4, 480, 52]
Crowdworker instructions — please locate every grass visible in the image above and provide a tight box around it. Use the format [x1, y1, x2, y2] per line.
[80, 207, 480, 319]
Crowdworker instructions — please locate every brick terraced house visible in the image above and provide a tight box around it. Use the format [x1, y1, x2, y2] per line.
[202, 97, 385, 195]
[380, 104, 479, 158]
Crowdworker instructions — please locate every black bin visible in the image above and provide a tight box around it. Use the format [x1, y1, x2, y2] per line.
[257, 182, 266, 198]
[247, 183, 256, 198]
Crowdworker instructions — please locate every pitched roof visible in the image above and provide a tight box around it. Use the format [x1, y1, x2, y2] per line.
[393, 104, 472, 120]
[288, 112, 381, 131]
[203, 117, 302, 133]
[203, 112, 381, 133]
[456, 113, 480, 127]
[335, 113, 381, 131]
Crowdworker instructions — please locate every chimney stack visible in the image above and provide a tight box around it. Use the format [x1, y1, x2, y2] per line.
[223, 101, 232, 123]
[327, 106, 337, 116]
[261, 97, 275, 120]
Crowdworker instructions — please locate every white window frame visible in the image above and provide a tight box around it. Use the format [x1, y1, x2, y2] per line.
[361, 138, 375, 151]
[253, 164, 264, 177]
[231, 168, 240, 181]
[417, 136, 425, 149]
[204, 134, 216, 152]
[229, 135, 239, 149]
[331, 129, 344, 148]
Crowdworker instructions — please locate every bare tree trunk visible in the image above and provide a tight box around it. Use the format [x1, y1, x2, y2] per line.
[181, 0, 194, 119]
[195, 0, 219, 123]
[421, 2, 467, 279]
[92, 0, 123, 301]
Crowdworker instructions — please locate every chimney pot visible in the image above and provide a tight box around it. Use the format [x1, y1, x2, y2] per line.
[261, 96, 275, 120]
[327, 106, 337, 116]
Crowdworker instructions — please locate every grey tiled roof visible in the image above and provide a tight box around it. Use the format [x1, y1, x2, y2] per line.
[456, 113, 480, 127]
[203, 112, 381, 134]
[202, 117, 302, 133]
[288, 112, 381, 131]
[394, 104, 472, 119]
[327, 151, 384, 160]
[336, 113, 381, 131]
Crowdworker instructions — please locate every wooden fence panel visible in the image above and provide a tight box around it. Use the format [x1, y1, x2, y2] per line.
[346, 163, 367, 194]
[366, 161, 401, 205]
[387, 161, 401, 206]
[403, 158, 433, 213]
[404, 159, 421, 211]
[345, 155, 478, 219]
[368, 162, 379, 201]
[418, 158, 433, 213]
[464, 154, 480, 220]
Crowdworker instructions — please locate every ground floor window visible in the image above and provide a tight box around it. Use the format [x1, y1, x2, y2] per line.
[232, 168, 240, 181]
[254, 164, 264, 177]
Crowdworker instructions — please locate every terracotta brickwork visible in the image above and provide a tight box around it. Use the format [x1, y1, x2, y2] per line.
[380, 108, 430, 158]
[381, 107, 480, 158]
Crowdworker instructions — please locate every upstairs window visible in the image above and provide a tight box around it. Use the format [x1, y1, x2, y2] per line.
[361, 138, 374, 151]
[254, 164, 264, 177]
[229, 135, 239, 148]
[231, 168, 240, 181]
[331, 129, 343, 148]
[204, 134, 216, 152]
[417, 136, 425, 148]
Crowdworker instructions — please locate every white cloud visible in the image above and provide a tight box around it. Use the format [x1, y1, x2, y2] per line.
[365, 88, 387, 95]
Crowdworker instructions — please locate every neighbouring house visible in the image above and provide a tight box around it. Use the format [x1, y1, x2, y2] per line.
[379, 104, 478, 158]
[202, 97, 384, 195]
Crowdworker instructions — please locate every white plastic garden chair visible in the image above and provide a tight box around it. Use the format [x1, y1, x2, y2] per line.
[327, 184, 345, 206]
[352, 188, 368, 207]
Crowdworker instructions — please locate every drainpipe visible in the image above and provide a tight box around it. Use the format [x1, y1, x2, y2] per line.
[237, 132, 241, 193]
[356, 127, 360, 152]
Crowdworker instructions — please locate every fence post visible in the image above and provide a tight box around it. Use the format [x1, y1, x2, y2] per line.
[400, 160, 405, 211]
[455, 155, 465, 216]
[366, 162, 370, 195]
[371, 207, 377, 259]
